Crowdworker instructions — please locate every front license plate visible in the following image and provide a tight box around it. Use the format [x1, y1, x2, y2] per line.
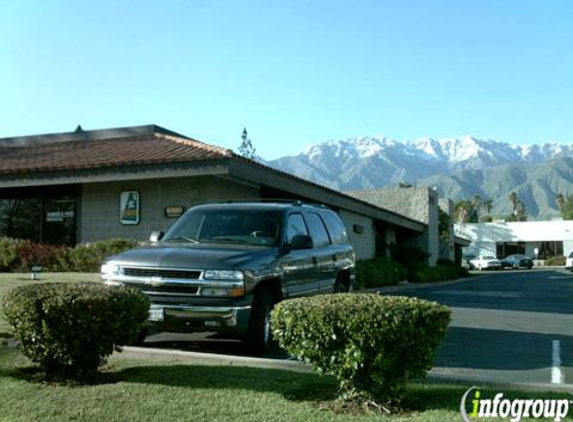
[148, 306, 164, 322]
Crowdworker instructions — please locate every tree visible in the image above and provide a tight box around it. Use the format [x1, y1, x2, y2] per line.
[438, 209, 451, 240]
[557, 193, 573, 220]
[508, 192, 527, 222]
[238, 128, 256, 159]
[480, 199, 493, 221]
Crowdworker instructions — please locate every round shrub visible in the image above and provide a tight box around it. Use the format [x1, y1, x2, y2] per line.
[2, 282, 149, 380]
[271, 293, 451, 404]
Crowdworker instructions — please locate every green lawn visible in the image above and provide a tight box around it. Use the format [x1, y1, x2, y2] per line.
[1, 273, 571, 422]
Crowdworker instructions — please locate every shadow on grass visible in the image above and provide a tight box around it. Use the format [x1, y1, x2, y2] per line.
[120, 364, 340, 402]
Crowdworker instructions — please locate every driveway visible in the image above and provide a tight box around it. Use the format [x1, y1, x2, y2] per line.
[396, 268, 573, 386]
[143, 268, 573, 386]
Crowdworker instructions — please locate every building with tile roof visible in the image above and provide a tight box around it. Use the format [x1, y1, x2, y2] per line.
[0, 124, 442, 261]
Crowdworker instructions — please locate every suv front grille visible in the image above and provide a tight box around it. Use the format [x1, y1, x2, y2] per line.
[127, 283, 200, 295]
[122, 267, 201, 280]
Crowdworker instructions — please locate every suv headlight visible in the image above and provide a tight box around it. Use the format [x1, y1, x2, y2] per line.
[203, 270, 244, 280]
[101, 264, 123, 277]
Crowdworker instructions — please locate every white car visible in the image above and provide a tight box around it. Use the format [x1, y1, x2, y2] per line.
[470, 255, 502, 271]
[566, 250, 573, 272]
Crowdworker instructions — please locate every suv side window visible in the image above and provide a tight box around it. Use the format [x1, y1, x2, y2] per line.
[305, 212, 331, 248]
[322, 212, 349, 245]
[286, 213, 309, 243]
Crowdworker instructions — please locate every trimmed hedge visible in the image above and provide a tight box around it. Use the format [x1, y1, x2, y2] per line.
[355, 258, 407, 289]
[408, 264, 460, 283]
[271, 293, 451, 404]
[0, 237, 138, 273]
[2, 282, 149, 380]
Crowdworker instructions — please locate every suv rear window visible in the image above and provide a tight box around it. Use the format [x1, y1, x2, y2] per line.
[305, 212, 331, 248]
[322, 212, 349, 245]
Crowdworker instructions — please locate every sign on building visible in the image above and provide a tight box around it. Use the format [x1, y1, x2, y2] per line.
[120, 191, 140, 225]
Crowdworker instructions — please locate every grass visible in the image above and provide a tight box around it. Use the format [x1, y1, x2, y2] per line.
[1, 273, 571, 421]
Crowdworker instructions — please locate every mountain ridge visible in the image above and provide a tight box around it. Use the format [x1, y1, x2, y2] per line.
[267, 136, 573, 220]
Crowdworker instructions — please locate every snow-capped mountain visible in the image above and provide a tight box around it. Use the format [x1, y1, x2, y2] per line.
[267, 136, 573, 219]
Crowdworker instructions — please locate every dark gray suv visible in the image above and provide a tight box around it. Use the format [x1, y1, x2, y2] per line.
[101, 202, 356, 352]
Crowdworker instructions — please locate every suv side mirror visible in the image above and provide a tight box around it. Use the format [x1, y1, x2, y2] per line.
[289, 234, 314, 250]
[149, 231, 164, 243]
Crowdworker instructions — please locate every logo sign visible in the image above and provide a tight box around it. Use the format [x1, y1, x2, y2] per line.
[460, 387, 570, 422]
[45, 211, 74, 222]
[165, 206, 186, 218]
[120, 191, 140, 225]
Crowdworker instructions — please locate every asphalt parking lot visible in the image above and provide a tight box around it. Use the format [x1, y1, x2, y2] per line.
[142, 268, 573, 387]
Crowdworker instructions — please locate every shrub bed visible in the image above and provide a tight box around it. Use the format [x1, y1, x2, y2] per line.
[355, 258, 407, 289]
[57, 238, 139, 272]
[2, 282, 149, 380]
[408, 265, 460, 283]
[544, 256, 566, 266]
[0, 237, 29, 271]
[0, 237, 138, 272]
[271, 293, 451, 405]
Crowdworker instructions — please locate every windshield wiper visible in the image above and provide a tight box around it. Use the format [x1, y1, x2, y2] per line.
[164, 236, 199, 243]
[207, 237, 249, 244]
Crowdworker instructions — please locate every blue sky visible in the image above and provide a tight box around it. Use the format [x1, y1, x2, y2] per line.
[1, 1, 572, 159]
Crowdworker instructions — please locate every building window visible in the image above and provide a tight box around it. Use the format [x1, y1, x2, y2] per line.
[539, 241, 563, 258]
[0, 186, 78, 246]
[496, 242, 525, 258]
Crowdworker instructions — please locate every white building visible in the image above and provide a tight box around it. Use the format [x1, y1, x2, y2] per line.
[455, 220, 573, 258]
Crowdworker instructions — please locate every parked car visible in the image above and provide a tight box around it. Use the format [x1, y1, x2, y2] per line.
[500, 254, 534, 269]
[101, 201, 356, 353]
[566, 250, 573, 272]
[462, 253, 476, 269]
[469, 255, 502, 271]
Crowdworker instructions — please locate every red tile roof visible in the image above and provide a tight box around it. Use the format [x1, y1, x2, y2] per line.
[0, 133, 233, 175]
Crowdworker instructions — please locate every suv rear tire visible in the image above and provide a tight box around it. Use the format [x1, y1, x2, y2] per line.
[244, 288, 274, 354]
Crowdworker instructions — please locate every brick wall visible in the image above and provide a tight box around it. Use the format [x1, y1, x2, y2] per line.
[79, 176, 260, 243]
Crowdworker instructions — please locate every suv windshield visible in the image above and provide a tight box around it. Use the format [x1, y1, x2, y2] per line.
[163, 208, 282, 246]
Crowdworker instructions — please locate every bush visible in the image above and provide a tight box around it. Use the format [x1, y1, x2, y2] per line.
[0, 237, 29, 271]
[436, 258, 456, 267]
[389, 243, 429, 269]
[57, 238, 139, 272]
[18, 242, 68, 272]
[2, 282, 149, 380]
[408, 265, 459, 283]
[0, 237, 138, 273]
[545, 256, 565, 266]
[355, 258, 406, 289]
[272, 293, 451, 404]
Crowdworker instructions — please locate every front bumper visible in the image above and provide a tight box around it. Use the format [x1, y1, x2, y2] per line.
[146, 304, 252, 334]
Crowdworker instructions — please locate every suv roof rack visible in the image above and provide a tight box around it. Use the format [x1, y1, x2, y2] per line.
[221, 199, 332, 210]
[224, 198, 305, 205]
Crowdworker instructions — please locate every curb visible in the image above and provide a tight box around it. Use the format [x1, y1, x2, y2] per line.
[119, 346, 312, 374]
[119, 345, 572, 392]
[359, 275, 477, 294]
